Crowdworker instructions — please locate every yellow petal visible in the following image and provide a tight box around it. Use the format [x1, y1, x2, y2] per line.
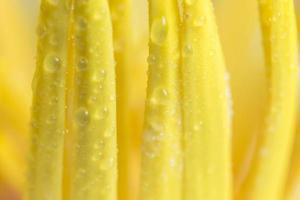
[238, 0, 299, 199]
[139, 0, 182, 199]
[109, 1, 140, 199]
[70, 0, 117, 199]
[181, 0, 232, 199]
[214, 0, 268, 195]
[27, 0, 70, 199]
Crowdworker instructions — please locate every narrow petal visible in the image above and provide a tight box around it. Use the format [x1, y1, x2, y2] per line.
[238, 0, 299, 199]
[181, 0, 232, 199]
[28, 0, 70, 199]
[140, 0, 182, 199]
[70, 0, 117, 199]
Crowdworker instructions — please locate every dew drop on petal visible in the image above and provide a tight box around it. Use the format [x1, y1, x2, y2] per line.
[150, 16, 168, 46]
[44, 54, 61, 73]
[75, 107, 90, 126]
[77, 58, 88, 70]
[36, 25, 47, 38]
[147, 54, 159, 65]
[149, 88, 169, 107]
[183, 44, 193, 56]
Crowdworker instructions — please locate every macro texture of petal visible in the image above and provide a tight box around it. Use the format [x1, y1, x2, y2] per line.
[181, 0, 232, 199]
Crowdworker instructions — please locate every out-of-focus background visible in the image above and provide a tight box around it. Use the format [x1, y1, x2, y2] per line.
[0, 0, 299, 199]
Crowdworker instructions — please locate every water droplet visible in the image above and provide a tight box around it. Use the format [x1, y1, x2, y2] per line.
[36, 25, 47, 38]
[150, 16, 168, 45]
[94, 107, 109, 120]
[75, 107, 89, 126]
[75, 144, 81, 149]
[100, 158, 115, 170]
[49, 97, 59, 105]
[93, 13, 102, 20]
[144, 151, 157, 159]
[46, 114, 56, 124]
[77, 58, 88, 70]
[44, 54, 61, 73]
[91, 74, 99, 83]
[109, 95, 115, 101]
[100, 69, 106, 76]
[142, 143, 160, 159]
[76, 17, 87, 31]
[104, 130, 113, 138]
[91, 69, 106, 82]
[183, 13, 191, 20]
[64, 129, 69, 135]
[150, 88, 169, 105]
[143, 130, 161, 142]
[93, 142, 103, 150]
[88, 96, 97, 104]
[183, 44, 193, 56]
[162, 89, 168, 96]
[31, 121, 38, 129]
[147, 54, 158, 65]
[103, 107, 109, 115]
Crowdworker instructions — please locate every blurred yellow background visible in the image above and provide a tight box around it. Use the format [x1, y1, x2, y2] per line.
[0, 0, 299, 199]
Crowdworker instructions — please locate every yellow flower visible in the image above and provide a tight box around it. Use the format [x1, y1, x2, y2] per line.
[0, 0, 299, 199]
